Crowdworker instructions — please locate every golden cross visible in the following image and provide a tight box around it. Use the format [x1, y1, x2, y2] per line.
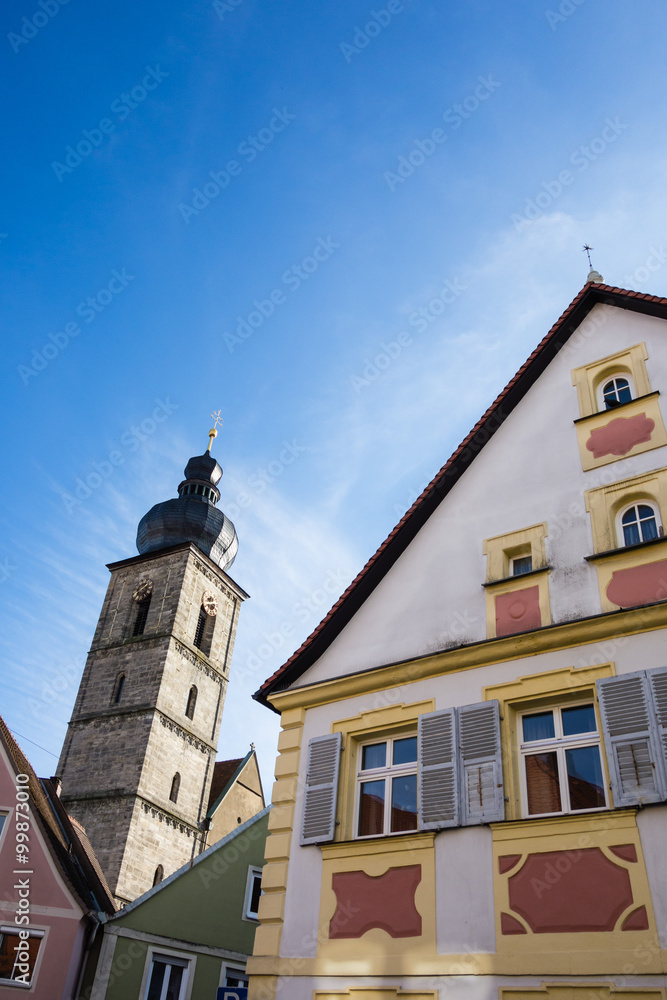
[207, 409, 224, 452]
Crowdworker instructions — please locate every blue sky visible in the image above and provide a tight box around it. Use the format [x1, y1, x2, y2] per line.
[3, 0, 667, 793]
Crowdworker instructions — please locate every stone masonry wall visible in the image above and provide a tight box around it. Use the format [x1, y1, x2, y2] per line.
[57, 542, 245, 902]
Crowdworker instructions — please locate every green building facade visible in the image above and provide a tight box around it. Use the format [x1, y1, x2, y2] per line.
[82, 806, 270, 999]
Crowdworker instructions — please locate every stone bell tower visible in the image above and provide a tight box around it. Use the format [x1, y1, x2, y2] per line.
[57, 428, 248, 905]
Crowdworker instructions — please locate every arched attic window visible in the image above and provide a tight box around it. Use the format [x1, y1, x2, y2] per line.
[619, 502, 661, 547]
[112, 673, 125, 705]
[185, 686, 198, 720]
[601, 375, 633, 409]
[169, 773, 180, 803]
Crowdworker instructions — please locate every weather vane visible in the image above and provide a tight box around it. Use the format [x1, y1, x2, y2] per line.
[583, 244, 594, 268]
[207, 409, 223, 452]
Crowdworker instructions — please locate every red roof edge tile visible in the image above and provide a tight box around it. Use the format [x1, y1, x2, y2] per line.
[253, 282, 667, 709]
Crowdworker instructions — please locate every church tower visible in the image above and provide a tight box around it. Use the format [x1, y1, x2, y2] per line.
[57, 429, 247, 905]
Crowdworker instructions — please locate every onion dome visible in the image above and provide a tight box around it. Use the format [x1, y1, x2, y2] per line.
[136, 432, 238, 571]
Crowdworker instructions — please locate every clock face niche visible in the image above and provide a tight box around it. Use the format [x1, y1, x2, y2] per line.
[132, 577, 154, 602]
[201, 590, 219, 617]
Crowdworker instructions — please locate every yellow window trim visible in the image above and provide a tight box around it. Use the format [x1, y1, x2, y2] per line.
[332, 700, 434, 842]
[484, 664, 615, 820]
[585, 467, 667, 553]
[571, 342, 651, 418]
[483, 522, 548, 582]
[314, 991, 437, 1000]
[501, 984, 664, 1000]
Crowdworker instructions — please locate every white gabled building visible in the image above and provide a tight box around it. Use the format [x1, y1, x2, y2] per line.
[248, 275, 667, 1000]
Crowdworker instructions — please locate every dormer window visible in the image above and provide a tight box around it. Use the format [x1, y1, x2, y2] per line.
[620, 503, 660, 546]
[510, 554, 533, 576]
[602, 375, 633, 409]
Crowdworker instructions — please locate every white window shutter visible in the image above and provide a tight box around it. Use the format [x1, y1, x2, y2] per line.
[597, 672, 664, 806]
[300, 733, 341, 846]
[646, 666, 667, 796]
[418, 708, 459, 829]
[457, 700, 505, 825]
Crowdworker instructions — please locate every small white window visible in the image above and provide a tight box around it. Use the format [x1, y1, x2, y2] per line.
[355, 734, 418, 838]
[143, 953, 189, 1000]
[599, 373, 634, 410]
[224, 966, 249, 988]
[243, 866, 263, 921]
[519, 703, 607, 818]
[619, 502, 660, 547]
[510, 554, 532, 576]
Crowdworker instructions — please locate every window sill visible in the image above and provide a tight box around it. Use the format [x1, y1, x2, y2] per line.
[585, 536, 667, 561]
[320, 831, 435, 858]
[482, 566, 551, 587]
[573, 390, 660, 423]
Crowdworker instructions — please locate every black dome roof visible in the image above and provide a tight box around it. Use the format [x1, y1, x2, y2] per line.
[135, 450, 238, 571]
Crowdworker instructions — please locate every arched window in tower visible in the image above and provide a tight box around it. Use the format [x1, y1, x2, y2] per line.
[185, 686, 198, 720]
[132, 594, 151, 636]
[152, 865, 164, 887]
[169, 773, 180, 803]
[194, 601, 216, 656]
[112, 673, 125, 705]
[130, 577, 154, 638]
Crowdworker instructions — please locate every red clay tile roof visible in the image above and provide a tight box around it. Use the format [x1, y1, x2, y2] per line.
[207, 757, 245, 812]
[254, 282, 667, 708]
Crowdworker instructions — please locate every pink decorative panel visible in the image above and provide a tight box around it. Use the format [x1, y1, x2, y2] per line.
[329, 865, 422, 939]
[586, 413, 655, 459]
[495, 586, 541, 637]
[610, 844, 638, 863]
[499, 854, 522, 874]
[505, 848, 634, 933]
[501, 912, 527, 934]
[622, 905, 649, 931]
[606, 560, 667, 608]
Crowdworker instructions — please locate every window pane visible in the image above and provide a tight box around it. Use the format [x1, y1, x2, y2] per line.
[249, 873, 262, 916]
[361, 743, 386, 770]
[561, 704, 597, 736]
[512, 555, 532, 576]
[358, 779, 385, 835]
[0, 932, 40, 984]
[525, 752, 561, 814]
[392, 736, 418, 765]
[165, 965, 184, 1000]
[146, 961, 167, 1000]
[639, 506, 658, 542]
[566, 746, 606, 810]
[522, 711, 555, 742]
[390, 774, 418, 832]
[623, 520, 640, 546]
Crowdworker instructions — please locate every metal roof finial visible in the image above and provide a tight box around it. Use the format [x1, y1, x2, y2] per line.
[583, 244, 604, 284]
[207, 409, 223, 452]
